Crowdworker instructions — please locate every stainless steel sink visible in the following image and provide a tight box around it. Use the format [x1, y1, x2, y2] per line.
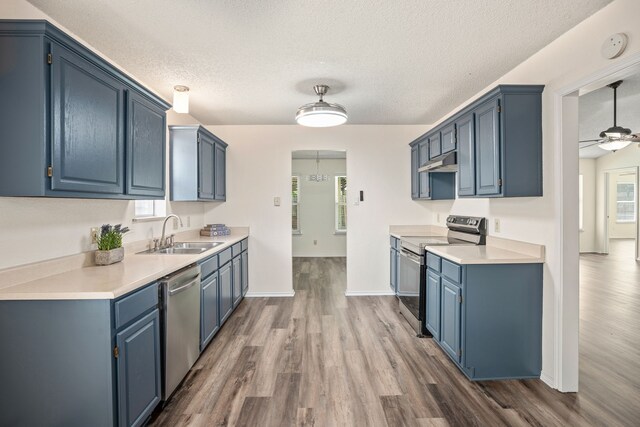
[138, 241, 224, 255]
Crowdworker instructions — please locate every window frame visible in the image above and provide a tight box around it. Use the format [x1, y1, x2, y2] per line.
[616, 181, 636, 223]
[335, 175, 347, 233]
[292, 175, 301, 234]
[133, 199, 167, 221]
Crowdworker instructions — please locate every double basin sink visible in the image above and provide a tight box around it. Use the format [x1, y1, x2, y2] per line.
[139, 241, 224, 255]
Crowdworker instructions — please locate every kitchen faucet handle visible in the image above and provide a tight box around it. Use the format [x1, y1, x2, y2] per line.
[152, 238, 160, 250]
[168, 234, 175, 246]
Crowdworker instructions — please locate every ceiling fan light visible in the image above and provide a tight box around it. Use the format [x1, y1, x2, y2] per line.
[598, 139, 632, 151]
[296, 85, 348, 127]
[599, 125, 631, 139]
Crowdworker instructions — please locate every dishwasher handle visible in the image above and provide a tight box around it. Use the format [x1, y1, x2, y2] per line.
[168, 273, 201, 296]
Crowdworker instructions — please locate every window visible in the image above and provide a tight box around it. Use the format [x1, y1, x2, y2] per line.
[579, 175, 584, 231]
[616, 181, 636, 223]
[134, 200, 166, 219]
[292, 176, 300, 233]
[335, 176, 347, 232]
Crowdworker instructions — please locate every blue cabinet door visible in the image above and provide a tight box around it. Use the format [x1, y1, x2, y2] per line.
[418, 140, 430, 199]
[475, 97, 501, 196]
[441, 124, 456, 154]
[440, 278, 461, 363]
[426, 270, 441, 340]
[50, 42, 125, 194]
[201, 273, 220, 350]
[232, 256, 242, 307]
[390, 247, 397, 293]
[410, 145, 419, 199]
[241, 251, 249, 296]
[214, 143, 226, 201]
[219, 262, 233, 323]
[198, 132, 215, 199]
[127, 90, 166, 197]
[429, 133, 441, 159]
[116, 309, 161, 427]
[456, 113, 476, 197]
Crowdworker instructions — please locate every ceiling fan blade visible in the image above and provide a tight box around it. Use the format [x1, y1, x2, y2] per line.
[579, 141, 602, 149]
[579, 138, 602, 143]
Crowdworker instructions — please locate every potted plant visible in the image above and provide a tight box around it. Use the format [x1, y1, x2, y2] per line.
[95, 224, 130, 265]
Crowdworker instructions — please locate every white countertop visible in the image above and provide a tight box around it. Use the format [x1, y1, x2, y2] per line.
[390, 225, 544, 265]
[0, 232, 248, 301]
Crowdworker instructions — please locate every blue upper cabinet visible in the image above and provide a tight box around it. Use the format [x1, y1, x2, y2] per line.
[410, 137, 455, 201]
[0, 20, 170, 199]
[440, 123, 456, 154]
[475, 97, 501, 196]
[170, 125, 228, 202]
[418, 139, 430, 199]
[428, 133, 441, 159]
[456, 113, 475, 197]
[127, 90, 166, 198]
[51, 42, 125, 195]
[410, 145, 419, 199]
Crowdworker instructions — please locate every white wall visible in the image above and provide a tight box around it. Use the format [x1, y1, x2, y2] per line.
[203, 125, 432, 296]
[292, 158, 346, 257]
[579, 158, 597, 252]
[0, 0, 206, 270]
[607, 170, 636, 239]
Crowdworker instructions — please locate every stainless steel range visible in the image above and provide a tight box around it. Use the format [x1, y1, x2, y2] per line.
[397, 215, 487, 336]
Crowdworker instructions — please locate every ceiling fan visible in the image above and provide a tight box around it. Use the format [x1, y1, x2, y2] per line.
[579, 80, 640, 152]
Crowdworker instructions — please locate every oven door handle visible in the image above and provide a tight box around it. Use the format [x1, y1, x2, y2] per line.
[400, 249, 423, 265]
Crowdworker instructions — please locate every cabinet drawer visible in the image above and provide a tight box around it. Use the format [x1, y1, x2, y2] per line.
[426, 253, 441, 272]
[219, 247, 232, 266]
[390, 236, 399, 249]
[200, 254, 218, 279]
[241, 238, 248, 252]
[232, 242, 242, 257]
[442, 259, 461, 283]
[114, 282, 158, 330]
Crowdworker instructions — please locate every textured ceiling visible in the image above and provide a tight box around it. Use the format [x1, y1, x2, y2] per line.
[27, 0, 612, 125]
[579, 73, 640, 159]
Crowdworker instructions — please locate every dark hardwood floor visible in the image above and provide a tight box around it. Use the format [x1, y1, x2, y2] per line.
[150, 253, 640, 426]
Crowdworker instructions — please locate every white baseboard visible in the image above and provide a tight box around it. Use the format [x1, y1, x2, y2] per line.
[345, 290, 396, 296]
[540, 371, 555, 389]
[244, 291, 295, 298]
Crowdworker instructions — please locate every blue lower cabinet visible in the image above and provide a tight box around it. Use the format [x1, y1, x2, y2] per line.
[424, 251, 543, 380]
[201, 273, 220, 350]
[425, 270, 441, 340]
[219, 262, 233, 323]
[116, 309, 162, 427]
[232, 256, 242, 307]
[241, 250, 249, 296]
[440, 278, 461, 363]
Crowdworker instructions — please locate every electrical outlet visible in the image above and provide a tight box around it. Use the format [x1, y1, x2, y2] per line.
[90, 227, 99, 244]
[173, 217, 179, 229]
[186, 216, 191, 227]
[313, 240, 317, 245]
[437, 213, 441, 223]
[274, 197, 281, 206]
[494, 218, 501, 233]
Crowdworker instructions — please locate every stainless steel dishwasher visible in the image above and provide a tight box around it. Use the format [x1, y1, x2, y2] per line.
[161, 264, 201, 401]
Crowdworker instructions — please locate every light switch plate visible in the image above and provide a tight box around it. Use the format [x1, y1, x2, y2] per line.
[274, 196, 281, 206]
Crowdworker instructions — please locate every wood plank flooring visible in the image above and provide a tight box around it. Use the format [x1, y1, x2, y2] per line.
[149, 253, 640, 426]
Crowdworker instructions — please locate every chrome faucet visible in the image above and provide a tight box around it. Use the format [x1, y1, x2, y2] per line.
[160, 214, 183, 248]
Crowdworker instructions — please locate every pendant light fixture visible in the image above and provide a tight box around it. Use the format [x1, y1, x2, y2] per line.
[296, 85, 348, 127]
[173, 85, 190, 114]
[308, 151, 328, 182]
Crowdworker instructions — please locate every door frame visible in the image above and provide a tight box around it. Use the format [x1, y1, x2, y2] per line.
[555, 51, 640, 392]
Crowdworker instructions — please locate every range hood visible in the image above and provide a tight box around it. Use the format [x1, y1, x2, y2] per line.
[417, 151, 457, 173]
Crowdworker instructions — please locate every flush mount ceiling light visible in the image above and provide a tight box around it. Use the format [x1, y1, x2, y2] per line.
[579, 80, 640, 152]
[296, 85, 347, 127]
[173, 85, 190, 114]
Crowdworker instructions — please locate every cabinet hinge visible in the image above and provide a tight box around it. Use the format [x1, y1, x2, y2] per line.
[47, 166, 53, 177]
[497, 105, 502, 113]
[498, 178, 503, 187]
[113, 346, 119, 359]
[47, 53, 52, 65]
[457, 349, 462, 357]
[457, 295, 463, 304]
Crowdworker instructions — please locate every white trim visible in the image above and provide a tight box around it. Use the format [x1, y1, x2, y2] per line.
[244, 291, 295, 298]
[540, 372, 555, 389]
[554, 50, 640, 393]
[345, 290, 395, 296]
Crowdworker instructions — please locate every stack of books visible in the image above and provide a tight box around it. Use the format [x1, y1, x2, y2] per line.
[200, 224, 231, 237]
